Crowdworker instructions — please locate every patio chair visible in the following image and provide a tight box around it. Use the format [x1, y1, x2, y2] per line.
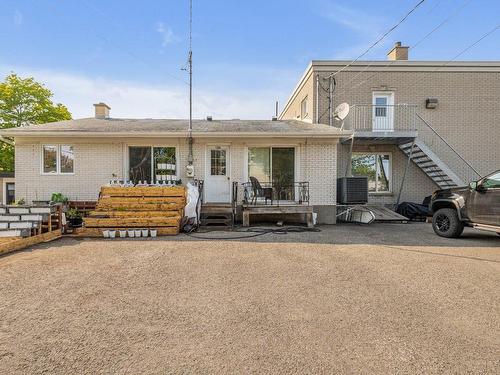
[249, 176, 273, 205]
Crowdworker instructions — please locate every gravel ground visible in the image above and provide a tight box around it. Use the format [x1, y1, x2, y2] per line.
[0, 223, 499, 374]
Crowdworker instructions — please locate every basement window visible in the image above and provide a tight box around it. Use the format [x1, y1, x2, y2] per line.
[351, 153, 391, 193]
[42, 145, 74, 174]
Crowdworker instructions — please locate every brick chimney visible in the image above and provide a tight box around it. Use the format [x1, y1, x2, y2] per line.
[93, 102, 111, 119]
[387, 42, 409, 61]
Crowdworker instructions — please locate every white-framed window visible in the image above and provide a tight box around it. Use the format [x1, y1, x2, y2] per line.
[42, 145, 74, 174]
[351, 153, 392, 193]
[300, 96, 308, 119]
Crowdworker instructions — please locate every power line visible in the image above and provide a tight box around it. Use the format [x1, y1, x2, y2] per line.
[332, 0, 474, 99]
[330, 0, 427, 77]
[318, 23, 500, 123]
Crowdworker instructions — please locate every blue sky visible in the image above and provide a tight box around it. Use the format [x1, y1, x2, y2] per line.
[1, 0, 499, 119]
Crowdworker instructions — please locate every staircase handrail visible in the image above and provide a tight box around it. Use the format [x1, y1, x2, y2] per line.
[415, 113, 481, 179]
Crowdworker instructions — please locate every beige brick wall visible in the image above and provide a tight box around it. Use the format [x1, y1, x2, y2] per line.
[300, 141, 337, 205]
[314, 69, 500, 176]
[337, 143, 438, 205]
[280, 70, 314, 122]
[14, 137, 338, 207]
[15, 141, 123, 202]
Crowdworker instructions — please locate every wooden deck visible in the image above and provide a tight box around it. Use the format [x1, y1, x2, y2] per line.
[242, 204, 313, 227]
[0, 229, 62, 256]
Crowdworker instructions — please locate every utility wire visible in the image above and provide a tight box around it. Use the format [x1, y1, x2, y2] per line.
[329, 0, 427, 77]
[332, 0, 474, 99]
[317, 22, 499, 124]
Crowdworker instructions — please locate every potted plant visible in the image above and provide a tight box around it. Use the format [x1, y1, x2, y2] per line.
[141, 228, 149, 237]
[108, 229, 116, 238]
[127, 229, 135, 238]
[119, 230, 127, 238]
[51, 192, 69, 212]
[150, 229, 157, 238]
[66, 208, 83, 228]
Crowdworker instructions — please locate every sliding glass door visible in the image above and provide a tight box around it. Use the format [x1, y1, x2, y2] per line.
[248, 147, 295, 200]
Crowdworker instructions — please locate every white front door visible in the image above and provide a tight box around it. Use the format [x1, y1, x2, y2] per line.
[372, 92, 394, 132]
[205, 145, 231, 203]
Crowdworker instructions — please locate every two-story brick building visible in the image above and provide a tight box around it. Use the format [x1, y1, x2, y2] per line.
[280, 42, 500, 206]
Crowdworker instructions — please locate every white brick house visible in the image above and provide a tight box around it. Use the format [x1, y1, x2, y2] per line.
[1, 104, 350, 224]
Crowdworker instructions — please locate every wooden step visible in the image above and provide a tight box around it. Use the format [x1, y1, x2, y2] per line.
[73, 227, 179, 237]
[84, 216, 181, 228]
[101, 186, 185, 198]
[88, 210, 182, 218]
[96, 202, 185, 211]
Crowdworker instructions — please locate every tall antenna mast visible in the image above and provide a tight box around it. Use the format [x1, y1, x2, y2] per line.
[186, 0, 194, 177]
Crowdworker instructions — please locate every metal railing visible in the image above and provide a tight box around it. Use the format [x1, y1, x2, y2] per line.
[242, 181, 310, 206]
[343, 104, 418, 132]
[414, 114, 481, 185]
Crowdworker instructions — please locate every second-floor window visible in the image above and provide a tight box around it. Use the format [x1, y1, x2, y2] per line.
[42, 145, 74, 174]
[300, 96, 308, 119]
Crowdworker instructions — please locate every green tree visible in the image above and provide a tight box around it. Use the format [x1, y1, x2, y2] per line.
[0, 73, 71, 171]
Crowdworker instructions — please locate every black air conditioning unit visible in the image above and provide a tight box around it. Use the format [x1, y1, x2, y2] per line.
[337, 176, 368, 204]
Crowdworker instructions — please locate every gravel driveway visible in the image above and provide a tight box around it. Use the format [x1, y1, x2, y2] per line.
[0, 223, 499, 374]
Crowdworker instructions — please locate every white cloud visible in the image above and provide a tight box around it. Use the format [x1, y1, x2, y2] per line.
[14, 10, 23, 26]
[320, 2, 384, 37]
[0, 66, 286, 120]
[156, 22, 180, 47]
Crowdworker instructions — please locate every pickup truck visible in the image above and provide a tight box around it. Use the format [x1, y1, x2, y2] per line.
[429, 170, 500, 238]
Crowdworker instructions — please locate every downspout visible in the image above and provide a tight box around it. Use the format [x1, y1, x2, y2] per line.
[315, 74, 319, 124]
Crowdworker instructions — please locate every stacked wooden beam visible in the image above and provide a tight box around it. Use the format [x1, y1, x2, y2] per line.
[80, 186, 186, 237]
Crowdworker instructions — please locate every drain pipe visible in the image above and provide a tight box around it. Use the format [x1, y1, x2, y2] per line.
[315, 74, 319, 123]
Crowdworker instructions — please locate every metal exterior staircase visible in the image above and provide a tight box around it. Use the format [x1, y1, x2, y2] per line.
[344, 105, 481, 189]
[399, 140, 461, 189]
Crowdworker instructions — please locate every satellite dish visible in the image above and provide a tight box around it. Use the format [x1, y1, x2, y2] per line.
[333, 103, 350, 121]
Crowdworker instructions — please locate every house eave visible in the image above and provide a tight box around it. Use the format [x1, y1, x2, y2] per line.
[1, 131, 351, 139]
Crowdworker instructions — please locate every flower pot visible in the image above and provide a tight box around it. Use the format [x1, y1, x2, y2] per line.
[68, 217, 83, 228]
[158, 163, 167, 170]
[134, 229, 141, 237]
[141, 229, 149, 237]
[150, 229, 157, 238]
[119, 230, 127, 238]
[102, 230, 110, 238]
[109, 230, 116, 238]
[127, 229, 135, 238]
[155, 175, 162, 182]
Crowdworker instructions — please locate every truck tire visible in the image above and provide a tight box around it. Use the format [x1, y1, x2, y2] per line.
[432, 208, 465, 238]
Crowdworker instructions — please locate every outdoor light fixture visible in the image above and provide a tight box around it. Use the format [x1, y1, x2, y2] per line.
[426, 98, 438, 109]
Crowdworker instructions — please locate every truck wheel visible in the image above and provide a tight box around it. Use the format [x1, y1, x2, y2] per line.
[432, 208, 464, 238]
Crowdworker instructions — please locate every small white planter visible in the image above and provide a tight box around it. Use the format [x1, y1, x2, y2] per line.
[158, 163, 167, 170]
[127, 229, 135, 238]
[155, 175, 162, 182]
[108, 230, 116, 238]
[119, 230, 127, 238]
[102, 230, 110, 238]
[166, 163, 175, 171]
[134, 229, 142, 237]
[141, 229, 149, 237]
[150, 229, 157, 238]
